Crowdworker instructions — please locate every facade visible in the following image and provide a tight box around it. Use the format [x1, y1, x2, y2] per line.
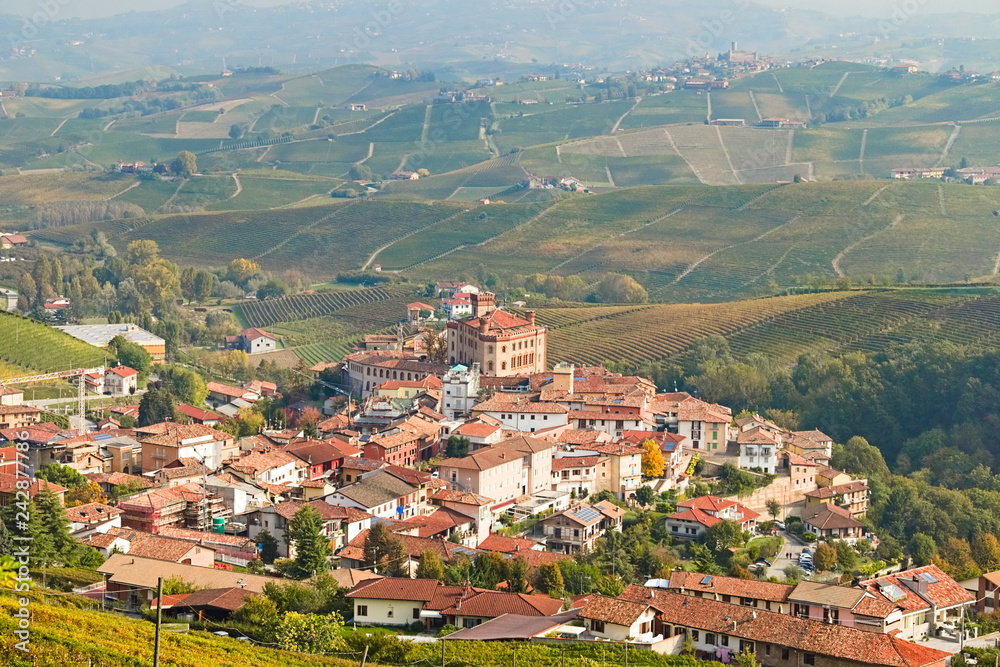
[441, 364, 481, 419]
[105, 366, 139, 395]
[551, 455, 611, 497]
[342, 351, 451, 398]
[666, 496, 759, 540]
[737, 427, 780, 473]
[801, 504, 866, 543]
[804, 480, 870, 517]
[224, 328, 277, 355]
[541, 501, 625, 554]
[446, 293, 547, 377]
[136, 422, 235, 474]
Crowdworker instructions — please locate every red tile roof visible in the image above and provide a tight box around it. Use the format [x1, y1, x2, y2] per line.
[861, 565, 974, 612]
[175, 403, 223, 422]
[552, 456, 606, 471]
[346, 577, 443, 602]
[579, 594, 650, 626]
[667, 570, 793, 603]
[177, 587, 259, 611]
[440, 590, 564, 618]
[801, 504, 863, 531]
[478, 534, 543, 554]
[65, 502, 122, 525]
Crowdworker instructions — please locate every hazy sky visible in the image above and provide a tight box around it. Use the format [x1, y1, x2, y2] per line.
[3, 0, 998, 19]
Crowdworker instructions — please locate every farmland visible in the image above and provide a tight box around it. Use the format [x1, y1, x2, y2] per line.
[235, 286, 413, 328]
[0, 312, 109, 376]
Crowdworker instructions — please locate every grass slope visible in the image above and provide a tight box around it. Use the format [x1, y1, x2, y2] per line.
[0, 312, 109, 378]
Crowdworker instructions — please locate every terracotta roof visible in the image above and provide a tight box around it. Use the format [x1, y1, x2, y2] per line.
[547, 503, 606, 528]
[440, 590, 564, 618]
[430, 489, 493, 506]
[667, 507, 722, 528]
[737, 426, 781, 445]
[801, 504, 864, 531]
[65, 502, 122, 525]
[474, 398, 569, 414]
[286, 439, 359, 465]
[579, 594, 650, 626]
[438, 447, 523, 471]
[556, 429, 613, 446]
[86, 472, 150, 488]
[376, 375, 443, 391]
[98, 554, 275, 593]
[454, 422, 502, 438]
[0, 472, 67, 496]
[591, 443, 644, 456]
[176, 587, 258, 611]
[413, 507, 473, 538]
[478, 534, 543, 554]
[103, 527, 214, 562]
[241, 328, 275, 341]
[552, 456, 606, 471]
[332, 469, 417, 508]
[619, 586, 950, 667]
[445, 610, 579, 641]
[793, 429, 833, 442]
[804, 481, 870, 499]
[0, 404, 41, 416]
[456, 308, 543, 335]
[861, 565, 974, 612]
[205, 382, 248, 398]
[226, 448, 302, 476]
[108, 365, 138, 378]
[157, 457, 208, 479]
[675, 401, 731, 423]
[346, 577, 442, 602]
[339, 528, 474, 564]
[175, 403, 222, 422]
[339, 457, 386, 471]
[667, 571, 793, 603]
[678, 495, 737, 513]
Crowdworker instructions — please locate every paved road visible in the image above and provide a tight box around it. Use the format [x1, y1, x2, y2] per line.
[766, 531, 812, 578]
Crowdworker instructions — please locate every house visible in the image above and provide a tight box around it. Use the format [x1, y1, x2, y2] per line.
[472, 396, 569, 433]
[175, 403, 224, 426]
[337, 528, 478, 576]
[440, 297, 473, 320]
[342, 351, 452, 398]
[105, 365, 139, 395]
[0, 404, 42, 429]
[345, 577, 564, 630]
[859, 565, 974, 641]
[890, 167, 946, 180]
[613, 584, 951, 667]
[665, 495, 759, 540]
[325, 469, 422, 519]
[551, 455, 610, 498]
[135, 421, 235, 473]
[0, 445, 19, 475]
[224, 328, 277, 355]
[737, 427, 780, 473]
[0, 234, 28, 249]
[246, 499, 372, 557]
[800, 504, 866, 543]
[429, 489, 495, 545]
[225, 448, 306, 486]
[391, 170, 420, 180]
[162, 587, 259, 621]
[0, 472, 66, 507]
[541, 501, 625, 554]
[803, 480, 870, 517]
[348, 103, 368, 111]
[675, 400, 731, 452]
[445, 609, 582, 641]
[151, 457, 209, 488]
[976, 570, 1000, 613]
[406, 302, 437, 325]
[579, 594, 660, 642]
[66, 502, 123, 538]
[85, 526, 216, 566]
[664, 571, 793, 614]
[117, 482, 230, 534]
[436, 435, 555, 510]
[286, 438, 361, 480]
[0, 385, 24, 406]
[98, 554, 278, 609]
[441, 364, 483, 420]
[589, 442, 644, 501]
[446, 293, 547, 377]
[435, 282, 480, 298]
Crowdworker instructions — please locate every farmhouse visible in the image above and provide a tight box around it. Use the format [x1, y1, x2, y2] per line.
[224, 327, 277, 355]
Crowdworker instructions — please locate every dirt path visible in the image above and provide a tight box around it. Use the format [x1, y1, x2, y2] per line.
[159, 178, 189, 211]
[339, 109, 398, 136]
[832, 214, 903, 277]
[253, 203, 360, 261]
[610, 97, 642, 133]
[106, 180, 141, 201]
[715, 126, 743, 185]
[615, 137, 627, 157]
[830, 72, 850, 98]
[785, 131, 794, 166]
[748, 90, 763, 122]
[771, 73, 784, 93]
[103, 120, 116, 131]
[706, 92, 712, 121]
[662, 128, 706, 184]
[312, 107, 321, 126]
[556, 145, 563, 164]
[419, 105, 432, 146]
[805, 95, 813, 120]
[605, 165, 616, 188]
[362, 207, 474, 270]
[862, 184, 889, 207]
[229, 173, 243, 200]
[935, 124, 962, 167]
[938, 184, 947, 216]
[357, 142, 375, 165]
[859, 129, 868, 171]
[50, 118, 68, 137]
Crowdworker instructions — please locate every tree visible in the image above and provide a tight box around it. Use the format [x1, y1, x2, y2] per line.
[287, 505, 332, 579]
[766, 499, 782, 521]
[935, 537, 981, 580]
[634, 485, 656, 507]
[416, 549, 446, 581]
[364, 523, 406, 574]
[35, 463, 86, 489]
[533, 562, 564, 596]
[123, 239, 161, 266]
[349, 164, 374, 181]
[162, 575, 203, 595]
[108, 336, 152, 377]
[734, 647, 762, 667]
[424, 331, 448, 364]
[504, 556, 531, 594]
[594, 574, 625, 597]
[192, 270, 216, 304]
[690, 543, 723, 575]
[470, 551, 506, 590]
[0, 516, 11, 557]
[158, 365, 208, 405]
[972, 534, 1000, 572]
[594, 273, 648, 304]
[258, 528, 279, 564]
[446, 436, 470, 458]
[640, 440, 665, 477]
[275, 612, 345, 654]
[17, 273, 36, 310]
[703, 519, 745, 552]
[227, 258, 261, 285]
[172, 151, 197, 176]
[229, 124, 246, 139]
[783, 564, 806, 581]
[138, 388, 176, 427]
[833, 540, 859, 572]
[66, 481, 108, 507]
[908, 533, 938, 566]
[813, 543, 838, 572]
[257, 279, 290, 300]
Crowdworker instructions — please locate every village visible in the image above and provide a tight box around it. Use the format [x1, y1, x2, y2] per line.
[1, 285, 996, 667]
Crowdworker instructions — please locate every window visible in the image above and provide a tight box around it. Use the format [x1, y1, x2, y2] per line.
[721, 636, 729, 647]
[706, 633, 716, 646]
[782, 649, 790, 660]
[692, 631, 700, 642]
[387, 606, 394, 618]
[413, 608, 421, 619]
[739, 641, 754, 653]
[357, 605, 368, 616]
[804, 654, 815, 665]
[591, 620, 605, 633]
[765, 645, 771, 656]
[742, 597, 753, 606]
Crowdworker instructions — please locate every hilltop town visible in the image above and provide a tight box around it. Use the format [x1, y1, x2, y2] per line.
[3, 286, 999, 667]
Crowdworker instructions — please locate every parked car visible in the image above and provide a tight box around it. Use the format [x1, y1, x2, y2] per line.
[755, 557, 773, 566]
[801, 547, 812, 555]
[774, 521, 786, 531]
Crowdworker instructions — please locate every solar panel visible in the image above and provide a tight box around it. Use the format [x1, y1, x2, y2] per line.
[701, 576, 713, 585]
[920, 573, 938, 584]
[93, 433, 113, 440]
[573, 507, 601, 523]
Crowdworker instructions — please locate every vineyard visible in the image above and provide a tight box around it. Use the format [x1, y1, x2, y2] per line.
[0, 312, 109, 376]
[538, 291, 856, 366]
[235, 286, 412, 328]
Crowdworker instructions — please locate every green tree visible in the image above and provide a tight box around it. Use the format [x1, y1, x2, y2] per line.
[813, 543, 838, 572]
[107, 335, 152, 377]
[416, 550, 446, 581]
[158, 365, 208, 405]
[446, 436, 470, 458]
[287, 505, 332, 579]
[766, 499, 782, 521]
[734, 646, 762, 667]
[349, 164, 374, 181]
[256, 279, 290, 300]
[533, 562, 564, 596]
[470, 551, 506, 589]
[363, 523, 407, 575]
[594, 273, 648, 304]
[35, 463, 86, 489]
[634, 485, 656, 507]
[594, 574, 625, 597]
[833, 436, 891, 485]
[908, 533, 938, 566]
[138, 388, 176, 427]
[833, 540, 859, 572]
[192, 270, 216, 304]
[690, 543, 723, 575]
[0, 516, 11, 557]
[972, 533, 1000, 572]
[172, 151, 197, 177]
[258, 528, 279, 564]
[162, 575, 203, 595]
[703, 519, 746, 552]
[275, 612, 345, 653]
[504, 556, 531, 594]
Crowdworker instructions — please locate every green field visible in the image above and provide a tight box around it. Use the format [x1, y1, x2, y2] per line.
[0, 312, 109, 377]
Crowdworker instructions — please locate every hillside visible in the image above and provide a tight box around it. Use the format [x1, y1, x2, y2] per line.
[0, 593, 358, 667]
[35, 180, 1000, 304]
[0, 312, 109, 380]
[537, 288, 1000, 367]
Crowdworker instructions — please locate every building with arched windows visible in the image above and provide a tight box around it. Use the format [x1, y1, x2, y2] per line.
[446, 293, 547, 377]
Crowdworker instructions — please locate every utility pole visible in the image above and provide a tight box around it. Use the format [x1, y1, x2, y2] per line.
[153, 576, 163, 667]
[441, 639, 445, 667]
[624, 642, 628, 667]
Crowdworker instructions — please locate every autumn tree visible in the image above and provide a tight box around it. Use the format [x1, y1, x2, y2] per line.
[595, 273, 648, 304]
[227, 258, 261, 286]
[972, 534, 1000, 572]
[424, 331, 448, 364]
[171, 150, 197, 177]
[640, 439, 665, 477]
[934, 537, 981, 580]
[813, 543, 838, 572]
[766, 499, 782, 521]
[416, 550, 446, 581]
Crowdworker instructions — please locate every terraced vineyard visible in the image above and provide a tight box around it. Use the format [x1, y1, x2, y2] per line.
[236, 286, 409, 328]
[0, 312, 109, 376]
[538, 292, 856, 366]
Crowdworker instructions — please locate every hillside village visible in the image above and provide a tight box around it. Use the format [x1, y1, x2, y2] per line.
[2, 287, 997, 667]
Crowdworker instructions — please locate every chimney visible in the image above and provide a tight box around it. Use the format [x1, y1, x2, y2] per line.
[479, 319, 489, 335]
[526, 311, 536, 325]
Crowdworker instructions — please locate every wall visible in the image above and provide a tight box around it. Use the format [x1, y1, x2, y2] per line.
[353, 598, 422, 627]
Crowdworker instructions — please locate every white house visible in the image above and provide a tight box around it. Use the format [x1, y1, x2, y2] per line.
[441, 364, 482, 419]
[325, 469, 423, 520]
[579, 595, 660, 642]
[65, 502, 123, 539]
[105, 366, 139, 395]
[246, 499, 372, 558]
[472, 397, 569, 433]
[737, 427, 780, 473]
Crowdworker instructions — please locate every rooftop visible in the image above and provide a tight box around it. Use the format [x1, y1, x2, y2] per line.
[55, 324, 164, 347]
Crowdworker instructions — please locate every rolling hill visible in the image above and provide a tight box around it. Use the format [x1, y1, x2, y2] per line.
[0, 312, 109, 380]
